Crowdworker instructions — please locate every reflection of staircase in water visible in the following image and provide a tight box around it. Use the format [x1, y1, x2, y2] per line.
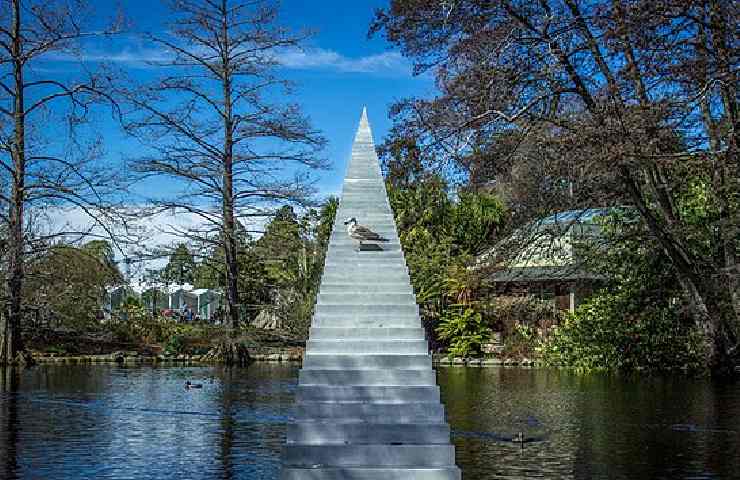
[281, 109, 461, 480]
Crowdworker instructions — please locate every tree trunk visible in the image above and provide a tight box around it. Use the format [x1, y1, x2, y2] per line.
[707, 0, 739, 280]
[696, 9, 740, 369]
[223, 194, 240, 331]
[2, 0, 26, 366]
[565, 0, 618, 95]
[619, 165, 737, 373]
[1, 367, 20, 478]
[546, 1, 737, 373]
[221, 0, 239, 331]
[0, 304, 9, 366]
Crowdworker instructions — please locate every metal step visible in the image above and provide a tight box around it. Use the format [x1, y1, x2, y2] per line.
[282, 467, 461, 480]
[320, 272, 410, 284]
[308, 327, 425, 339]
[296, 385, 440, 402]
[328, 248, 402, 255]
[319, 283, 413, 294]
[306, 339, 428, 355]
[323, 258, 407, 268]
[299, 369, 436, 386]
[322, 264, 407, 275]
[311, 315, 421, 328]
[283, 444, 456, 468]
[314, 304, 418, 316]
[302, 354, 432, 370]
[316, 293, 416, 305]
[306, 338, 429, 355]
[286, 422, 451, 445]
[293, 402, 445, 423]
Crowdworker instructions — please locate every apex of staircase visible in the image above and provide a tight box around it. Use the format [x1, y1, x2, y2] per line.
[353, 106, 375, 147]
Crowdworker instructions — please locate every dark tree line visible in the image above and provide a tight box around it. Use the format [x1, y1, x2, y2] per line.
[371, 0, 738, 373]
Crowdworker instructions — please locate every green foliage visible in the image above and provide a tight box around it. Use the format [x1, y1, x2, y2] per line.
[540, 212, 708, 371]
[189, 222, 270, 323]
[255, 206, 305, 289]
[451, 190, 505, 255]
[386, 171, 505, 350]
[380, 136, 426, 188]
[82, 240, 123, 282]
[163, 243, 196, 284]
[402, 226, 450, 311]
[108, 317, 225, 352]
[121, 296, 142, 308]
[540, 294, 706, 371]
[504, 323, 539, 359]
[491, 296, 563, 334]
[44, 345, 67, 355]
[164, 334, 185, 355]
[114, 298, 148, 327]
[245, 198, 337, 337]
[281, 198, 338, 337]
[184, 198, 336, 337]
[435, 261, 496, 357]
[436, 306, 491, 358]
[24, 242, 121, 329]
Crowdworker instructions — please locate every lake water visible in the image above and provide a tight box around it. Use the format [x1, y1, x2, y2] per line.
[0, 364, 738, 479]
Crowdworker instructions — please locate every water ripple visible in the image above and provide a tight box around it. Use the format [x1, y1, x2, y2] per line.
[1, 364, 738, 480]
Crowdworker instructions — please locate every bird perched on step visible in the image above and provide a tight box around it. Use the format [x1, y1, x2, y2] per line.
[344, 217, 389, 250]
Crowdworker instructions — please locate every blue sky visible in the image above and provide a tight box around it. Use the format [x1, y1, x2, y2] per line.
[274, 0, 436, 196]
[21, 0, 436, 265]
[48, 0, 435, 200]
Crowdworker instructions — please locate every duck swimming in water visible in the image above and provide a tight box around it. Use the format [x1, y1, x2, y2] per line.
[512, 431, 528, 449]
[185, 381, 203, 389]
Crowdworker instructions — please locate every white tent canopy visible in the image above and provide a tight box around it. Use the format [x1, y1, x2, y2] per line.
[105, 283, 222, 321]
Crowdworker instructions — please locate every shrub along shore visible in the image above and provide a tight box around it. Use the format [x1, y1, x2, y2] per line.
[31, 349, 303, 365]
[22, 321, 305, 366]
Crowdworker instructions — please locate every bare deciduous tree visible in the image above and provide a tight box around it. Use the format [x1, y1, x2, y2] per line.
[0, 0, 123, 365]
[122, 0, 326, 330]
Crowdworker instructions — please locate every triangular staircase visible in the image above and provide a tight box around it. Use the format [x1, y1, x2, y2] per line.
[281, 108, 460, 480]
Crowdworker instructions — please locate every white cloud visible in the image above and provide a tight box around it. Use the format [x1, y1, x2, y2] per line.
[80, 48, 171, 65]
[44, 45, 171, 68]
[38, 206, 267, 277]
[46, 38, 412, 76]
[275, 47, 411, 75]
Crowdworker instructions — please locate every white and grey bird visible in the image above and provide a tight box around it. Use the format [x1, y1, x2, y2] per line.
[343, 217, 389, 250]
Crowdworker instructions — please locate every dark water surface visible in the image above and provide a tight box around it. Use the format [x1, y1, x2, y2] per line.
[0, 365, 738, 479]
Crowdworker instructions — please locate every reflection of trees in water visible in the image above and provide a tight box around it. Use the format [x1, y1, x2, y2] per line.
[567, 375, 740, 479]
[439, 368, 586, 479]
[1, 368, 20, 480]
[707, 383, 740, 478]
[216, 363, 295, 478]
[0, 365, 735, 479]
[0, 364, 298, 479]
[218, 367, 237, 480]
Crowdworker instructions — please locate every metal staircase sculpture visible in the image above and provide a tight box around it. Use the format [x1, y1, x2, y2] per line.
[281, 108, 461, 480]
